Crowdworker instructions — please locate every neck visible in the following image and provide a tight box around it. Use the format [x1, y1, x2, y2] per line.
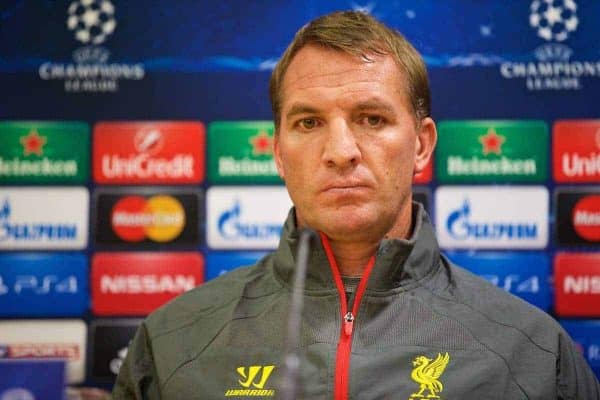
[326, 239, 379, 277]
[323, 213, 413, 277]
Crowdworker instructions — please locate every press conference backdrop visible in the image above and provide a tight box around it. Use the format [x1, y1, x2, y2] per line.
[0, 0, 599, 393]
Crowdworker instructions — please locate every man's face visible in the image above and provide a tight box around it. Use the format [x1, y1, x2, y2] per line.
[274, 44, 436, 242]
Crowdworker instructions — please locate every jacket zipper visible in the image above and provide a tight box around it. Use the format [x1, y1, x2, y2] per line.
[319, 232, 377, 400]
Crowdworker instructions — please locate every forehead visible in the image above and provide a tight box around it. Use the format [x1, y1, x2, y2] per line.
[280, 44, 410, 111]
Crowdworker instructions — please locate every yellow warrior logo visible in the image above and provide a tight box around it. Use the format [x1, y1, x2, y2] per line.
[409, 352, 450, 399]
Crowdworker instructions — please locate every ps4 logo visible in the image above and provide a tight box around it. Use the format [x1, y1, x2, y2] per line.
[479, 274, 540, 294]
[0, 275, 78, 295]
[218, 201, 282, 240]
[446, 200, 538, 240]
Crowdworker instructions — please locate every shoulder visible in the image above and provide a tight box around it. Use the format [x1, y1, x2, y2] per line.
[144, 253, 280, 340]
[445, 260, 563, 345]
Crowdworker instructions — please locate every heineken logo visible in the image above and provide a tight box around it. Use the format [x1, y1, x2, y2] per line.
[437, 121, 548, 183]
[478, 129, 505, 155]
[208, 121, 281, 184]
[249, 130, 274, 156]
[20, 130, 47, 156]
[0, 122, 89, 183]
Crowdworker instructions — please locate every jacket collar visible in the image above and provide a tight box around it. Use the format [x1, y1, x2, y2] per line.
[273, 202, 441, 292]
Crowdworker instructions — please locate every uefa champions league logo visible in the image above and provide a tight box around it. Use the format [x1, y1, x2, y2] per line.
[66, 0, 116, 45]
[529, 0, 578, 42]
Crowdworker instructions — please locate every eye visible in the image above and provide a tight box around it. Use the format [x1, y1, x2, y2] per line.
[298, 118, 318, 130]
[365, 115, 384, 127]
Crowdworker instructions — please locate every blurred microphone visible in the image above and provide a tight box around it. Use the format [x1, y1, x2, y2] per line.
[279, 228, 317, 400]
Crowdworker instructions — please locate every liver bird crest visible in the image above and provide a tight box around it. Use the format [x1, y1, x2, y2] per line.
[409, 352, 450, 399]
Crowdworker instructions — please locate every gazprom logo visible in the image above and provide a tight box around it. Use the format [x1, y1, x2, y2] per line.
[0, 198, 77, 243]
[218, 201, 282, 241]
[447, 200, 538, 240]
[435, 186, 548, 249]
[0, 199, 10, 220]
[207, 187, 292, 249]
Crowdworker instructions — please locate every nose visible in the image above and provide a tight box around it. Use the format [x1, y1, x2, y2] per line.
[322, 119, 361, 169]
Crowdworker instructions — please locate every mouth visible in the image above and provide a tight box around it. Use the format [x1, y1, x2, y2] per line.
[321, 182, 371, 194]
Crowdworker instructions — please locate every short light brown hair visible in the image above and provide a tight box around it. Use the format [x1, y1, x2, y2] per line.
[269, 10, 431, 130]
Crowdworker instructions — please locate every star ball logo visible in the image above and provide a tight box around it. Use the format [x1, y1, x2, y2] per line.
[111, 195, 185, 243]
[67, 0, 116, 45]
[529, 0, 578, 42]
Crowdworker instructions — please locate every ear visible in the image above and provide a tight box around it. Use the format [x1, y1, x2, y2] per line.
[273, 131, 285, 180]
[414, 117, 437, 174]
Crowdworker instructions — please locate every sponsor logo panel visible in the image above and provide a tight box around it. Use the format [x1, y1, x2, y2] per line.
[561, 320, 600, 375]
[207, 186, 292, 249]
[90, 319, 141, 381]
[435, 186, 548, 249]
[0, 320, 86, 383]
[0, 187, 89, 250]
[0, 253, 88, 317]
[556, 188, 600, 246]
[93, 187, 202, 249]
[554, 252, 600, 317]
[553, 120, 600, 183]
[205, 252, 267, 281]
[0, 121, 89, 184]
[499, 1, 600, 91]
[208, 121, 281, 184]
[436, 120, 548, 183]
[91, 252, 203, 315]
[93, 121, 205, 184]
[39, 0, 146, 93]
[446, 252, 551, 311]
[0, 360, 65, 400]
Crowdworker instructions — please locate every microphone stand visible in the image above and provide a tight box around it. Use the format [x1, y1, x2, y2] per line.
[279, 228, 316, 400]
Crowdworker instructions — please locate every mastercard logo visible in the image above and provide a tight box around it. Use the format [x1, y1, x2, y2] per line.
[111, 195, 185, 242]
[572, 194, 600, 242]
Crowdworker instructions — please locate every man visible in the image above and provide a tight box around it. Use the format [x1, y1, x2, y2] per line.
[113, 11, 600, 399]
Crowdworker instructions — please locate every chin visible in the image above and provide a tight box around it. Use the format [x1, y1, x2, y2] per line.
[318, 211, 384, 241]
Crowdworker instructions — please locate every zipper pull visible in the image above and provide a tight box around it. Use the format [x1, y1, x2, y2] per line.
[343, 312, 354, 336]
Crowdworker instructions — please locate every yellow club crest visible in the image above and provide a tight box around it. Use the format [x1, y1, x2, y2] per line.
[409, 352, 450, 399]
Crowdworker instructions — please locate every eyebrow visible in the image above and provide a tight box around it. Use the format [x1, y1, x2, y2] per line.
[354, 99, 396, 115]
[283, 98, 398, 121]
[284, 103, 321, 120]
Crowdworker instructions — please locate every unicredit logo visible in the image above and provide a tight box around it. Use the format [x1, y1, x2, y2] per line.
[572, 195, 600, 241]
[218, 201, 282, 240]
[100, 274, 196, 294]
[562, 152, 600, 178]
[102, 127, 193, 179]
[111, 195, 185, 242]
[446, 200, 538, 240]
[93, 122, 204, 184]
